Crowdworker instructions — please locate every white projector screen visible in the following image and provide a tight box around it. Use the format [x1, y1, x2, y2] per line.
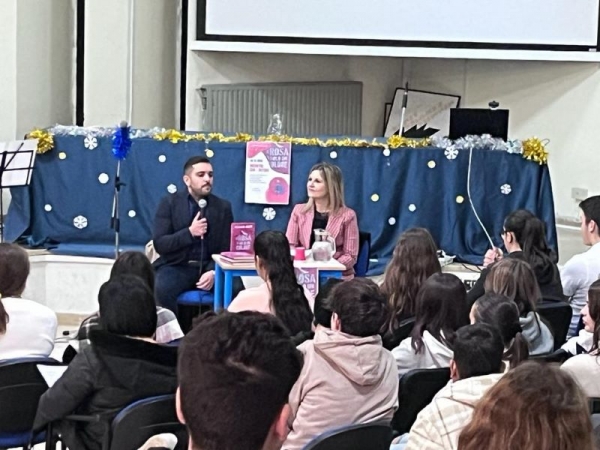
[198, 0, 600, 50]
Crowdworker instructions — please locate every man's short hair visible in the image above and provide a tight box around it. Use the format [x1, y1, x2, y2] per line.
[98, 274, 157, 337]
[453, 324, 504, 379]
[313, 278, 343, 328]
[183, 156, 211, 174]
[580, 195, 600, 236]
[178, 311, 303, 450]
[328, 278, 388, 337]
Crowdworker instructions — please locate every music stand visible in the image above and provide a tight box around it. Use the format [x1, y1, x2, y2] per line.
[0, 140, 37, 243]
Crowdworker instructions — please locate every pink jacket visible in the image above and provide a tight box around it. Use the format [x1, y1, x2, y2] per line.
[283, 329, 399, 450]
[286, 203, 359, 279]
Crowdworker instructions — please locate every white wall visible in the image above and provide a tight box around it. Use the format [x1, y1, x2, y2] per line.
[0, 0, 18, 143]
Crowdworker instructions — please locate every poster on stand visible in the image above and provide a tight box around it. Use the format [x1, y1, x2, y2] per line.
[245, 141, 291, 205]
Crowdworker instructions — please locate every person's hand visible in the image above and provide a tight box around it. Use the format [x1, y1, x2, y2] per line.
[189, 212, 208, 237]
[483, 247, 503, 267]
[196, 270, 215, 290]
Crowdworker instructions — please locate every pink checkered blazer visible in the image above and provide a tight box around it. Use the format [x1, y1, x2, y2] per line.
[286, 203, 359, 279]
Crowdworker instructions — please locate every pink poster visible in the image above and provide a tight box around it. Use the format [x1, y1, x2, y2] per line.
[230, 222, 255, 253]
[295, 267, 319, 299]
[245, 141, 291, 205]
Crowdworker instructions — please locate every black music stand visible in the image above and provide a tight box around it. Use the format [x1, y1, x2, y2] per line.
[0, 140, 37, 243]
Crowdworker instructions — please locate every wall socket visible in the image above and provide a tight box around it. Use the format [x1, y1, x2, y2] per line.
[572, 187, 588, 201]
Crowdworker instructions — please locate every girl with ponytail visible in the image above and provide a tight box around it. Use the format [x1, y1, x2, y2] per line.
[471, 293, 529, 369]
[228, 231, 313, 336]
[467, 209, 564, 305]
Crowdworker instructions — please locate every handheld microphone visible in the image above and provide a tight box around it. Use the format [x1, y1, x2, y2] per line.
[198, 198, 207, 218]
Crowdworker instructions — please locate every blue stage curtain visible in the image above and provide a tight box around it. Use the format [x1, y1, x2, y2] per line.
[5, 135, 557, 274]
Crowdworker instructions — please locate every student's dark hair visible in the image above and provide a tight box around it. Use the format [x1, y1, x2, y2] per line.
[110, 251, 155, 291]
[381, 228, 441, 332]
[313, 278, 343, 328]
[503, 209, 557, 269]
[453, 324, 504, 379]
[179, 311, 303, 450]
[97, 275, 157, 337]
[580, 196, 600, 237]
[473, 293, 529, 367]
[183, 155, 211, 174]
[328, 278, 388, 337]
[254, 231, 313, 335]
[411, 273, 469, 354]
[587, 279, 600, 354]
[0, 244, 31, 333]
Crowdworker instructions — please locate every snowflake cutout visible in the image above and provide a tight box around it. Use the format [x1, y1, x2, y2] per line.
[128, 210, 136, 218]
[388, 217, 396, 225]
[263, 207, 276, 221]
[501, 184, 512, 195]
[73, 215, 88, 229]
[444, 147, 459, 160]
[158, 155, 166, 163]
[383, 149, 391, 157]
[167, 184, 177, 194]
[408, 204, 417, 212]
[84, 135, 98, 150]
[329, 151, 338, 159]
[98, 173, 109, 184]
[44, 204, 52, 212]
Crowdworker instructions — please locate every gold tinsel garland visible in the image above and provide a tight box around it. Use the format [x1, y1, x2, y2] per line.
[522, 137, 549, 165]
[26, 129, 54, 154]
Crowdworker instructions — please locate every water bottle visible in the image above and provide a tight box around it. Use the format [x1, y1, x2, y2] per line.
[267, 113, 283, 135]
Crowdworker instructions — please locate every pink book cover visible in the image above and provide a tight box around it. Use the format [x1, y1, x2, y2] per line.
[295, 267, 319, 299]
[230, 222, 256, 253]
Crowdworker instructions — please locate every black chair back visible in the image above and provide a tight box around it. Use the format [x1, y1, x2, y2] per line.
[302, 422, 392, 450]
[354, 231, 372, 277]
[0, 357, 61, 434]
[589, 397, 600, 415]
[392, 368, 450, 434]
[537, 301, 573, 350]
[109, 394, 187, 450]
[382, 318, 416, 351]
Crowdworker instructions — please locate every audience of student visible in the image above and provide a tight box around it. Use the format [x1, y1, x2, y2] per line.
[468, 209, 563, 305]
[0, 243, 57, 360]
[177, 311, 303, 450]
[381, 228, 441, 347]
[404, 324, 505, 450]
[561, 196, 600, 336]
[285, 163, 359, 279]
[458, 361, 594, 450]
[77, 251, 183, 349]
[228, 231, 313, 336]
[392, 273, 468, 375]
[470, 293, 529, 369]
[484, 258, 554, 355]
[33, 275, 178, 450]
[284, 278, 398, 450]
[561, 279, 600, 397]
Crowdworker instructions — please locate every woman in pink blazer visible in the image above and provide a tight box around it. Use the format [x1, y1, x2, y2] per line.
[286, 162, 359, 279]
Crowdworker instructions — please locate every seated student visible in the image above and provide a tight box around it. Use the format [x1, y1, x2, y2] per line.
[177, 311, 303, 450]
[77, 251, 183, 350]
[484, 258, 554, 356]
[470, 293, 529, 369]
[561, 196, 600, 336]
[284, 278, 398, 450]
[458, 362, 594, 450]
[286, 162, 359, 279]
[392, 273, 469, 376]
[468, 209, 563, 305]
[0, 243, 57, 360]
[33, 275, 178, 450]
[404, 324, 505, 450]
[228, 231, 313, 337]
[381, 228, 441, 349]
[562, 279, 600, 397]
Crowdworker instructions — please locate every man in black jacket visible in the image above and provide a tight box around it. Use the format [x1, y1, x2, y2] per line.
[153, 156, 233, 313]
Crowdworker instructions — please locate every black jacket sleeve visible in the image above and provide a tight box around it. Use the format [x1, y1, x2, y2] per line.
[466, 267, 489, 307]
[152, 196, 194, 256]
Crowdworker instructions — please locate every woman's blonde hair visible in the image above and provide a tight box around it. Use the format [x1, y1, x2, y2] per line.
[458, 361, 594, 450]
[303, 163, 345, 213]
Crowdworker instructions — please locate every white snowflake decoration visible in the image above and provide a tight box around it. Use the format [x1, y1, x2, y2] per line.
[84, 135, 98, 150]
[383, 149, 391, 157]
[73, 215, 88, 229]
[329, 151, 338, 159]
[44, 204, 52, 212]
[128, 210, 136, 218]
[263, 207, 276, 221]
[167, 184, 177, 194]
[158, 155, 166, 163]
[98, 173, 109, 184]
[388, 217, 396, 225]
[444, 147, 459, 160]
[501, 184, 512, 195]
[408, 204, 417, 212]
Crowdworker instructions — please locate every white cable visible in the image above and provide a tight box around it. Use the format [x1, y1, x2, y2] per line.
[467, 146, 495, 250]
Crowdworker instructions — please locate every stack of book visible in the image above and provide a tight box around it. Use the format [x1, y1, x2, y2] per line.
[220, 251, 255, 265]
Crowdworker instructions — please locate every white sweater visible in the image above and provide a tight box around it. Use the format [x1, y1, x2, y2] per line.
[561, 353, 600, 398]
[0, 297, 58, 360]
[392, 331, 454, 376]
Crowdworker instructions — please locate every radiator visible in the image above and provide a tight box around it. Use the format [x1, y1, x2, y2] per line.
[199, 81, 362, 136]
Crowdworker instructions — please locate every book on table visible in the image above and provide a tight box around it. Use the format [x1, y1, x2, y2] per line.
[220, 251, 255, 265]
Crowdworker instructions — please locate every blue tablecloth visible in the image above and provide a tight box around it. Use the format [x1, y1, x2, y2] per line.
[5, 135, 557, 274]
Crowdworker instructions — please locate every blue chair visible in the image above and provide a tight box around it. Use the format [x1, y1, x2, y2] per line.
[353, 231, 371, 277]
[177, 289, 215, 308]
[0, 357, 63, 449]
[303, 422, 392, 450]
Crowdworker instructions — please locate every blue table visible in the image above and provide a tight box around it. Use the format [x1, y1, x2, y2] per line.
[212, 255, 344, 309]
